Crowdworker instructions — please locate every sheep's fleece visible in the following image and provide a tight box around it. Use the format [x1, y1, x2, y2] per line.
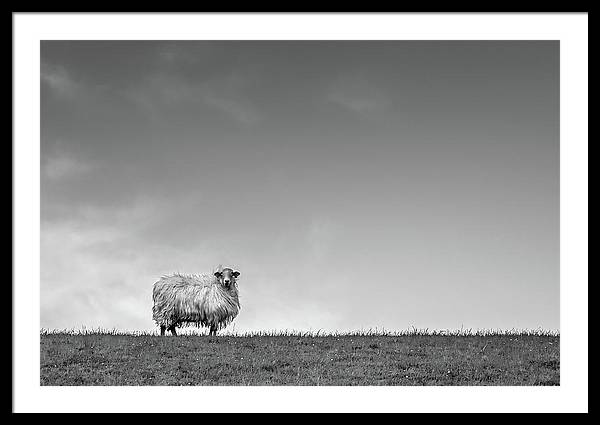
[152, 272, 240, 331]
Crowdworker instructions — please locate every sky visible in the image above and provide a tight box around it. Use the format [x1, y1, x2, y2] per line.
[40, 41, 559, 333]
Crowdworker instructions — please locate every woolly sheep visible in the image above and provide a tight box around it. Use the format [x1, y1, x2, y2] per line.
[152, 265, 241, 336]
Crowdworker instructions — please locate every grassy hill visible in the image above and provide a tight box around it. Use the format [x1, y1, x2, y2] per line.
[40, 329, 559, 386]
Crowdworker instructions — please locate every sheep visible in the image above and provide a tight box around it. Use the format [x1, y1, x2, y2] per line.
[152, 265, 241, 336]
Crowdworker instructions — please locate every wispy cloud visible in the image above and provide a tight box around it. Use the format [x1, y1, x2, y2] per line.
[124, 71, 261, 125]
[328, 74, 390, 115]
[42, 150, 95, 180]
[156, 42, 217, 66]
[201, 73, 261, 124]
[41, 63, 80, 98]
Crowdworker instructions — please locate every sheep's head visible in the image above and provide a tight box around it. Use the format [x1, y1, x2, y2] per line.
[214, 266, 240, 289]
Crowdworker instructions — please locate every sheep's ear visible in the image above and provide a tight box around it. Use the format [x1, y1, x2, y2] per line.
[214, 271, 222, 278]
[233, 270, 240, 278]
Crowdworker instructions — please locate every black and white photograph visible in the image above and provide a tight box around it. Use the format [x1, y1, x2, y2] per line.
[13, 13, 588, 413]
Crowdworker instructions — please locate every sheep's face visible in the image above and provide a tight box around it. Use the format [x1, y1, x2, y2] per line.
[214, 267, 240, 289]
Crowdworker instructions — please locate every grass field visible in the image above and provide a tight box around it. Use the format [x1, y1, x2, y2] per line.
[40, 329, 559, 386]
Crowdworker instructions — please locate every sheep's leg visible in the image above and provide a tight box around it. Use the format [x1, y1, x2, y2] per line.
[160, 325, 166, 336]
[209, 325, 217, 336]
[169, 325, 177, 336]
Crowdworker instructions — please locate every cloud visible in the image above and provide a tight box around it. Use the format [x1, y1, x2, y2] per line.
[156, 42, 217, 66]
[40, 196, 351, 333]
[42, 152, 94, 180]
[40, 195, 220, 331]
[328, 74, 390, 114]
[40, 222, 162, 331]
[41, 63, 80, 98]
[202, 90, 260, 125]
[41, 62, 112, 104]
[124, 71, 261, 125]
[42, 139, 98, 181]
